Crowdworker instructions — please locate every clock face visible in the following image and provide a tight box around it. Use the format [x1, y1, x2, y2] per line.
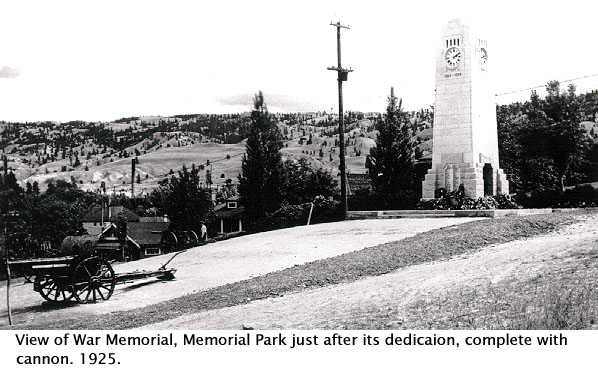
[479, 47, 488, 65]
[445, 46, 461, 69]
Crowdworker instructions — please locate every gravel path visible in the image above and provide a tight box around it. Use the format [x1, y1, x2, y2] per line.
[141, 214, 598, 329]
[1, 218, 477, 327]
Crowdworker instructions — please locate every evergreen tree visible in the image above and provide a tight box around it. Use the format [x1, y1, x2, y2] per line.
[366, 87, 415, 195]
[150, 164, 211, 232]
[238, 92, 284, 230]
[32, 182, 40, 195]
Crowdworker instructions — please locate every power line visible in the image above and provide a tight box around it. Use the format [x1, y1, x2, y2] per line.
[495, 73, 598, 97]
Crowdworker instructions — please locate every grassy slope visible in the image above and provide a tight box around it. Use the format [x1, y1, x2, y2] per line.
[11, 116, 434, 191]
[10, 210, 592, 330]
[14, 121, 378, 192]
[401, 261, 598, 330]
[21, 140, 247, 193]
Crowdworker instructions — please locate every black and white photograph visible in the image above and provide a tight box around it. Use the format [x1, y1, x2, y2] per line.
[1, 0, 597, 368]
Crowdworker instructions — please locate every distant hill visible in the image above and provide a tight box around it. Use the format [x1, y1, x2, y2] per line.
[1, 111, 434, 195]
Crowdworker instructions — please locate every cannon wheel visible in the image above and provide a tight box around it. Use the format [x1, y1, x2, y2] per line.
[72, 257, 116, 304]
[37, 275, 74, 302]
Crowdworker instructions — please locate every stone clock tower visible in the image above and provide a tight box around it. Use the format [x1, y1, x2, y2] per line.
[422, 19, 509, 199]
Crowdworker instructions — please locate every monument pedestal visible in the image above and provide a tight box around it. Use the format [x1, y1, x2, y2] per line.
[422, 162, 509, 200]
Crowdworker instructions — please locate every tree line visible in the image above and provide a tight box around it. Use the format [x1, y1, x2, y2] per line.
[497, 82, 597, 194]
[363, 82, 598, 209]
[2, 82, 596, 258]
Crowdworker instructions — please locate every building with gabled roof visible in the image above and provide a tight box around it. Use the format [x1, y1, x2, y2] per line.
[61, 220, 171, 261]
[81, 205, 140, 235]
[213, 195, 244, 235]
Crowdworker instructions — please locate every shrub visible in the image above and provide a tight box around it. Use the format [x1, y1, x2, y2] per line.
[417, 185, 521, 210]
[560, 185, 598, 207]
[262, 196, 341, 231]
[518, 185, 598, 208]
[348, 191, 420, 211]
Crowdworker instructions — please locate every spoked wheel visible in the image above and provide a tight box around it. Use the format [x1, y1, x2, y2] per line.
[36, 275, 74, 303]
[72, 257, 116, 304]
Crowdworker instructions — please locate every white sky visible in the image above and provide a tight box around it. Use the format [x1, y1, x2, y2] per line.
[1, 0, 597, 122]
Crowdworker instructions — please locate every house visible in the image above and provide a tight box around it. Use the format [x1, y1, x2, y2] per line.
[126, 222, 172, 258]
[61, 221, 171, 261]
[213, 196, 244, 235]
[81, 205, 140, 235]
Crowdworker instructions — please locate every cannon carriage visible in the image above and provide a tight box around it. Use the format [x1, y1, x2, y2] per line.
[4, 226, 201, 304]
[8, 252, 179, 304]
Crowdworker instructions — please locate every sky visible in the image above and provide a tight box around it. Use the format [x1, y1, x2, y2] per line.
[1, 0, 597, 122]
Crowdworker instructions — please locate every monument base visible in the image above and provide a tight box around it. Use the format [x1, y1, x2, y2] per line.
[422, 162, 509, 199]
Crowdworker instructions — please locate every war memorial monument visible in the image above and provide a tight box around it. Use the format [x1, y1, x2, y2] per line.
[422, 19, 509, 199]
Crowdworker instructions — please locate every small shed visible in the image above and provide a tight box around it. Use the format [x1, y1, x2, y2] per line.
[214, 196, 244, 234]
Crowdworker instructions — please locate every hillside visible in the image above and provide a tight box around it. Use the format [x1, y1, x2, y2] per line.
[1, 115, 253, 194]
[3, 86, 598, 196]
[0, 112, 433, 195]
[4, 104, 597, 196]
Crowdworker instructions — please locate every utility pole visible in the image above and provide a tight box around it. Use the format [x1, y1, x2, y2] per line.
[131, 158, 136, 198]
[328, 21, 353, 220]
[2, 154, 12, 325]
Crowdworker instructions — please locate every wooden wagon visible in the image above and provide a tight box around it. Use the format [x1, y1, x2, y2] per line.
[7, 254, 178, 304]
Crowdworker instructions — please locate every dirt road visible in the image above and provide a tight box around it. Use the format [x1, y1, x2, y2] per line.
[1, 217, 477, 327]
[142, 214, 598, 329]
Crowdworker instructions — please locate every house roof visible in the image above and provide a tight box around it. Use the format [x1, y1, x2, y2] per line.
[127, 222, 171, 246]
[82, 206, 140, 223]
[214, 206, 245, 219]
[95, 225, 140, 250]
[139, 216, 169, 223]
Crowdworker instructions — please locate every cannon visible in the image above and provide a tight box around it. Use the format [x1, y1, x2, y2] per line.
[7, 251, 181, 304]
